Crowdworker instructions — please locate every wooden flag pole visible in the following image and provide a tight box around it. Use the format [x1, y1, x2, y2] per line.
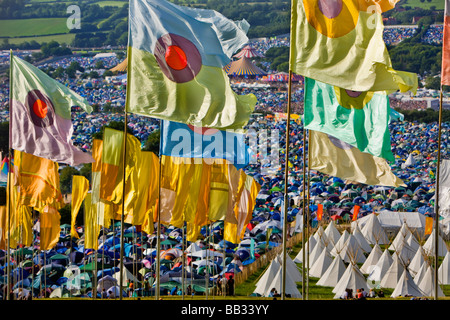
[119, 111, 128, 300]
[282, 69, 293, 300]
[6, 50, 13, 301]
[301, 118, 306, 300]
[156, 126, 162, 300]
[434, 85, 444, 300]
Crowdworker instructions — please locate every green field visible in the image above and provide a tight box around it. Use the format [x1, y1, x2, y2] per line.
[2, 33, 76, 45]
[403, 0, 445, 10]
[93, 1, 128, 7]
[0, 18, 69, 38]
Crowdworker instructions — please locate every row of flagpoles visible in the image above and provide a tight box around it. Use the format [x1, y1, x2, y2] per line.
[2, 0, 449, 300]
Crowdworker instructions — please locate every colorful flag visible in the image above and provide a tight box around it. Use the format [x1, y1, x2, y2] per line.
[70, 175, 89, 239]
[9, 54, 94, 166]
[290, 0, 417, 93]
[443, 0, 450, 86]
[160, 120, 251, 169]
[304, 77, 394, 162]
[352, 205, 360, 221]
[126, 0, 256, 129]
[84, 193, 101, 250]
[14, 150, 63, 210]
[317, 203, 323, 221]
[425, 217, 433, 235]
[309, 130, 404, 187]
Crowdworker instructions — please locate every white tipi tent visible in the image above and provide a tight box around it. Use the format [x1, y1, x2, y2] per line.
[417, 265, 445, 297]
[390, 268, 425, 298]
[423, 229, 448, 257]
[276, 253, 303, 282]
[330, 230, 350, 257]
[413, 261, 428, 285]
[264, 266, 302, 298]
[352, 223, 373, 253]
[380, 253, 405, 289]
[360, 243, 383, 274]
[409, 246, 426, 276]
[438, 251, 450, 284]
[323, 220, 341, 247]
[253, 258, 281, 296]
[316, 256, 346, 287]
[335, 234, 367, 264]
[294, 235, 316, 263]
[360, 213, 390, 245]
[309, 246, 333, 279]
[332, 263, 369, 299]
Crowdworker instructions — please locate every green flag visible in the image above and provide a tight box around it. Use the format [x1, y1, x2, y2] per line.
[304, 77, 394, 163]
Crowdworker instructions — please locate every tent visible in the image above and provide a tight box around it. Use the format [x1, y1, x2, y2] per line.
[438, 251, 450, 284]
[367, 249, 393, 286]
[352, 223, 373, 253]
[390, 268, 424, 298]
[323, 220, 341, 247]
[417, 266, 445, 297]
[360, 243, 383, 274]
[334, 234, 367, 264]
[332, 263, 369, 299]
[253, 258, 281, 296]
[423, 229, 448, 257]
[409, 246, 426, 276]
[264, 266, 302, 298]
[293, 235, 316, 263]
[330, 230, 350, 257]
[380, 253, 405, 289]
[309, 247, 333, 278]
[316, 256, 346, 287]
[226, 57, 266, 76]
[110, 58, 127, 72]
[359, 213, 390, 245]
[233, 45, 264, 59]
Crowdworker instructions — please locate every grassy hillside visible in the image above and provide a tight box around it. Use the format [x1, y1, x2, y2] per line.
[0, 18, 69, 37]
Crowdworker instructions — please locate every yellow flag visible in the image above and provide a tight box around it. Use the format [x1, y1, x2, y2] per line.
[14, 150, 63, 210]
[309, 130, 405, 187]
[39, 206, 61, 250]
[84, 193, 101, 250]
[224, 171, 261, 244]
[0, 205, 6, 249]
[70, 175, 89, 239]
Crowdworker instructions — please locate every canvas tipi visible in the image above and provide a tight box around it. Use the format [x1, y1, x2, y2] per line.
[332, 263, 369, 299]
[316, 255, 346, 287]
[360, 243, 383, 274]
[309, 246, 333, 279]
[390, 268, 424, 298]
[361, 213, 389, 245]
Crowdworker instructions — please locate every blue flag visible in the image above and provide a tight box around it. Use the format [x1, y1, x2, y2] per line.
[159, 120, 251, 169]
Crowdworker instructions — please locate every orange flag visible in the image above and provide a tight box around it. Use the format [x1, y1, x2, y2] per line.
[352, 205, 360, 221]
[317, 203, 323, 221]
[425, 217, 433, 235]
[442, 0, 450, 85]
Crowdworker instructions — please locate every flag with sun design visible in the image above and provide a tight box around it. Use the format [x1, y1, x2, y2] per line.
[304, 77, 394, 163]
[9, 54, 94, 166]
[126, 0, 257, 130]
[290, 0, 418, 93]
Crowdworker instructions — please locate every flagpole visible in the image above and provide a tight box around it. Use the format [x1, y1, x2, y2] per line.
[281, 69, 292, 300]
[306, 129, 310, 300]
[156, 123, 162, 300]
[119, 111, 128, 300]
[434, 85, 444, 300]
[6, 49, 13, 301]
[301, 115, 306, 300]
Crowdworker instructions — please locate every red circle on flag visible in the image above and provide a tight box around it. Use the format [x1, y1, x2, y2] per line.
[26, 89, 54, 128]
[154, 33, 202, 83]
[165, 45, 188, 70]
[33, 99, 48, 119]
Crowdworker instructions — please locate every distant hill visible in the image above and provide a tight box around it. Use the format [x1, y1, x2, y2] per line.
[0, 0, 444, 49]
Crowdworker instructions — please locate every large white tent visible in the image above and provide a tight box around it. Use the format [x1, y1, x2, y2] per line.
[360, 243, 383, 274]
[309, 247, 333, 278]
[438, 252, 450, 284]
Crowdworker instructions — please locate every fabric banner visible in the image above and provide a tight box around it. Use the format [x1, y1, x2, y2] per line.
[10, 54, 94, 166]
[290, 0, 418, 93]
[126, 0, 256, 129]
[304, 77, 394, 162]
[70, 175, 89, 239]
[442, 0, 450, 86]
[309, 130, 404, 187]
[160, 120, 250, 169]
